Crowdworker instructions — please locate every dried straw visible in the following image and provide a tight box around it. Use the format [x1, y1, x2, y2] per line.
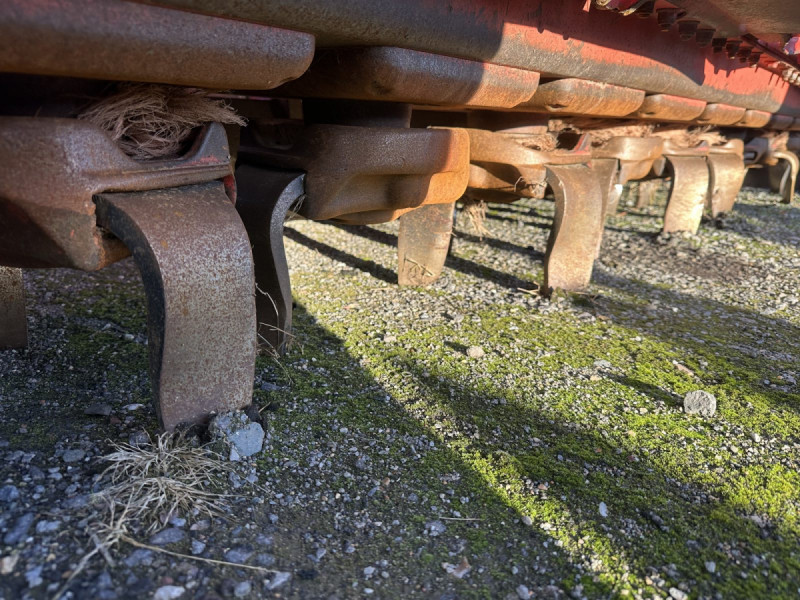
[461, 198, 489, 238]
[79, 84, 245, 160]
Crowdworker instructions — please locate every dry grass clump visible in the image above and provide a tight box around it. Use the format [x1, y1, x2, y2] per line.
[461, 198, 489, 238]
[93, 432, 231, 532]
[79, 84, 245, 160]
[54, 433, 234, 599]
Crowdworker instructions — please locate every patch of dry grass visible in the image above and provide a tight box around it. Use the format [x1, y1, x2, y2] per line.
[55, 433, 235, 599]
[79, 84, 245, 160]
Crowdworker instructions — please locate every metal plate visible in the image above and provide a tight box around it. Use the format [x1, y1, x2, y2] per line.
[95, 182, 256, 430]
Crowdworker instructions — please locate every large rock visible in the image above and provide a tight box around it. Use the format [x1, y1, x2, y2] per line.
[208, 411, 265, 460]
[683, 390, 716, 417]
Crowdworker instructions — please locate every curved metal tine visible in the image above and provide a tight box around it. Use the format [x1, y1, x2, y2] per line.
[662, 156, 709, 234]
[0, 266, 27, 350]
[95, 182, 257, 431]
[235, 165, 305, 355]
[707, 153, 745, 217]
[398, 202, 455, 286]
[771, 150, 799, 204]
[543, 164, 604, 293]
[590, 158, 620, 218]
[588, 158, 618, 259]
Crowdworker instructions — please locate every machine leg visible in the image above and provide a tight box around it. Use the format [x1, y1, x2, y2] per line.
[234, 166, 305, 354]
[590, 158, 620, 218]
[543, 165, 604, 292]
[707, 154, 745, 217]
[0, 267, 27, 350]
[769, 150, 799, 204]
[94, 182, 257, 431]
[662, 156, 709, 234]
[397, 203, 455, 286]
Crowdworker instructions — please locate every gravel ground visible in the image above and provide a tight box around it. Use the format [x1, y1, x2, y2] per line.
[0, 183, 798, 600]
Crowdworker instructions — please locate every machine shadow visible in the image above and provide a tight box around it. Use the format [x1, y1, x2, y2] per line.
[257, 301, 617, 596]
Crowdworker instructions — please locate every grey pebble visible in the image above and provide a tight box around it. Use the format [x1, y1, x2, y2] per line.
[0, 484, 19, 503]
[466, 346, 485, 359]
[190, 540, 206, 556]
[265, 571, 291, 590]
[148, 528, 185, 546]
[124, 549, 154, 567]
[35, 520, 61, 534]
[4, 512, 34, 545]
[153, 585, 185, 600]
[669, 588, 688, 600]
[209, 412, 265, 458]
[25, 565, 43, 588]
[62, 449, 85, 463]
[84, 403, 112, 416]
[255, 553, 276, 567]
[234, 581, 252, 598]
[224, 546, 254, 564]
[425, 520, 446, 536]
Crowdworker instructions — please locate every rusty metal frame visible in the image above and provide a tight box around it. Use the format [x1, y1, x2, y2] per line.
[0, 119, 234, 271]
[235, 166, 305, 354]
[0, 0, 314, 89]
[707, 141, 746, 216]
[768, 150, 799, 204]
[238, 122, 470, 224]
[147, 0, 800, 114]
[397, 203, 455, 286]
[661, 140, 711, 233]
[276, 46, 540, 109]
[94, 182, 257, 431]
[464, 130, 603, 291]
[591, 136, 664, 216]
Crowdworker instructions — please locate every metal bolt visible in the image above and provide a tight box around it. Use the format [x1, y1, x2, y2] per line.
[711, 38, 727, 53]
[695, 29, 715, 47]
[725, 40, 742, 59]
[736, 46, 752, 63]
[677, 20, 699, 41]
[635, 1, 655, 18]
[656, 8, 680, 31]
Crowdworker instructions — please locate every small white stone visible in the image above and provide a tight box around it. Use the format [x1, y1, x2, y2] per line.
[153, 585, 185, 600]
[705, 561, 716, 574]
[683, 390, 716, 417]
[521, 515, 533, 526]
[669, 587, 688, 600]
[516, 584, 531, 599]
[466, 346, 485, 359]
[598, 502, 608, 518]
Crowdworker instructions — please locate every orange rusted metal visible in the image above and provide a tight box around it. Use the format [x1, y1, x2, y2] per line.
[276, 47, 541, 109]
[522, 79, 645, 117]
[695, 103, 747, 125]
[239, 122, 470, 223]
[661, 140, 711, 233]
[632, 95, 707, 121]
[0, 0, 314, 89]
[397, 203, 456, 286]
[707, 140, 746, 216]
[464, 130, 603, 291]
